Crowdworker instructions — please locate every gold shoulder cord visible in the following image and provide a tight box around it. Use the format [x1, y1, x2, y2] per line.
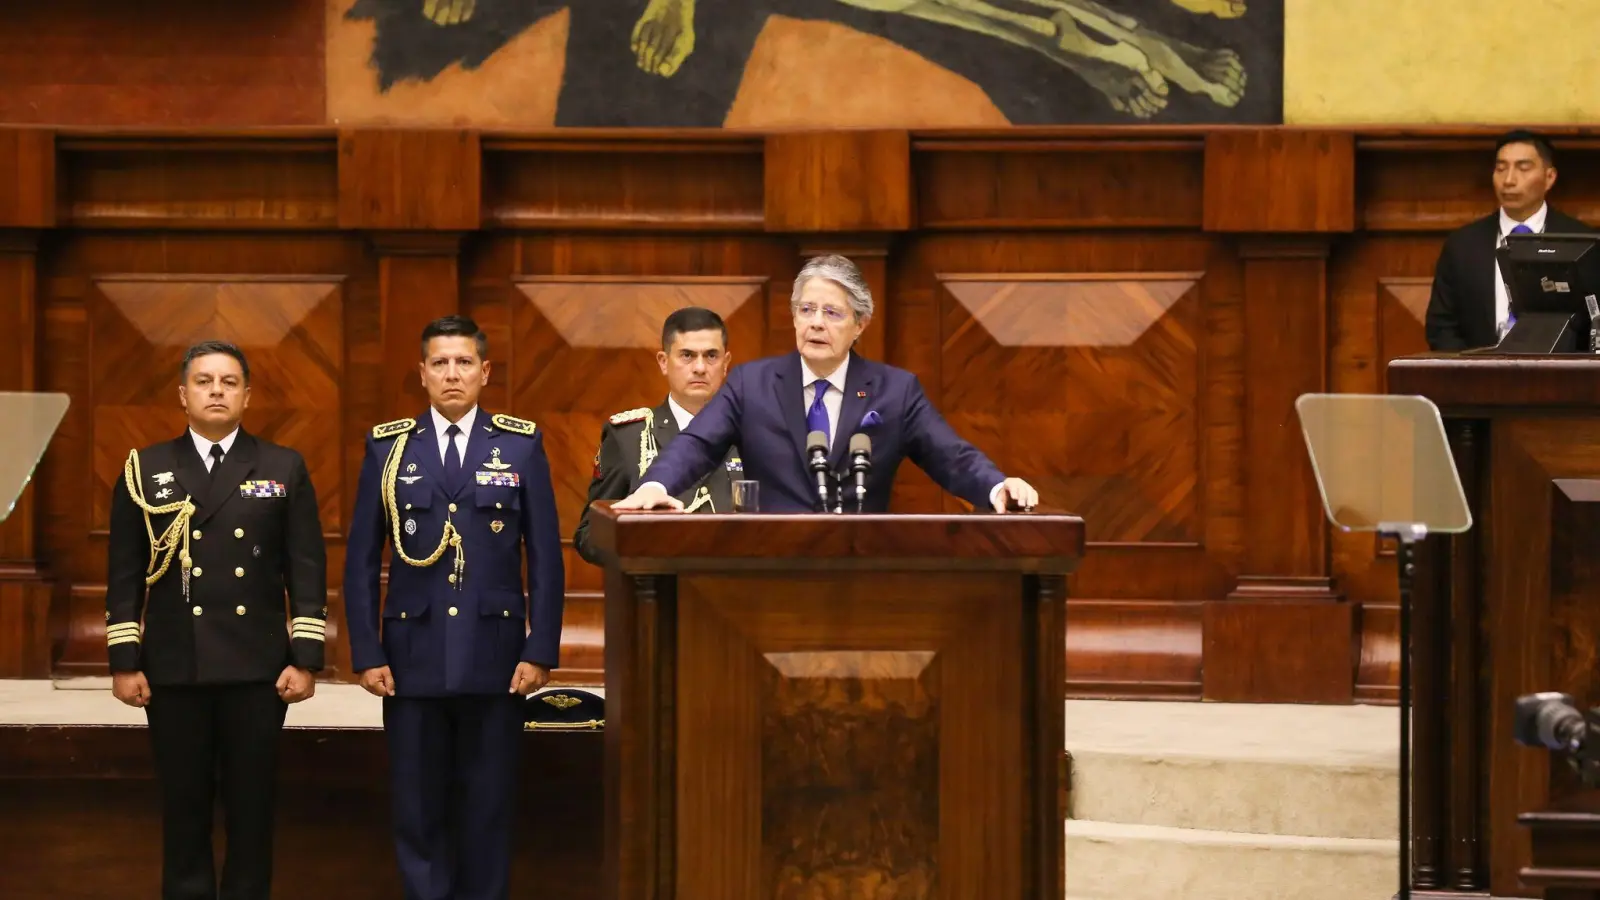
[636, 409, 657, 478]
[123, 450, 198, 601]
[380, 432, 465, 589]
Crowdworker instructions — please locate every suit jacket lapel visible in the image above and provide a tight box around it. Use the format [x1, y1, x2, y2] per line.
[194, 431, 258, 527]
[452, 416, 491, 498]
[775, 352, 810, 468]
[831, 354, 874, 472]
[409, 416, 446, 503]
[171, 435, 209, 510]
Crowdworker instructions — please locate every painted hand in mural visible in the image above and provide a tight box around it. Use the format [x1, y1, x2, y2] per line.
[422, 0, 477, 25]
[632, 0, 697, 77]
[1170, 0, 1246, 18]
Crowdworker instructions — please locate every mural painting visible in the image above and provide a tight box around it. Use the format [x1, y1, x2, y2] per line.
[328, 0, 1282, 126]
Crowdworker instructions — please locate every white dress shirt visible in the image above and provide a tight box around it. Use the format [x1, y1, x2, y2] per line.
[430, 405, 478, 463]
[189, 427, 239, 471]
[1494, 202, 1548, 340]
[666, 395, 695, 431]
[800, 356, 849, 452]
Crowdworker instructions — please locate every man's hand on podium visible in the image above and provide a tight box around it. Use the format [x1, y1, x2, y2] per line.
[992, 477, 1040, 513]
[613, 483, 684, 511]
[112, 671, 150, 708]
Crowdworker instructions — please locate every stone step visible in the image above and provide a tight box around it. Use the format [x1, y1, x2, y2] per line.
[1065, 819, 1399, 900]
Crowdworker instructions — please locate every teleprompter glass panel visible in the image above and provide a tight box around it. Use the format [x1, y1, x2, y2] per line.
[1294, 393, 1471, 534]
[0, 392, 70, 523]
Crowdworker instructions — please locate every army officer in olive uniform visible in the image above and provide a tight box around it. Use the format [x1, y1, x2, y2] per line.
[106, 340, 327, 900]
[573, 307, 740, 564]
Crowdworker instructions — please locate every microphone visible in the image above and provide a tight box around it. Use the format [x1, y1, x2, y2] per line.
[1515, 692, 1600, 788]
[846, 433, 871, 513]
[805, 430, 833, 513]
[1585, 294, 1599, 352]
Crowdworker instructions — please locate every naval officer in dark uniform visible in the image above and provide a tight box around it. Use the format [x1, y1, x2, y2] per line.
[573, 307, 740, 564]
[105, 340, 328, 900]
[343, 315, 565, 900]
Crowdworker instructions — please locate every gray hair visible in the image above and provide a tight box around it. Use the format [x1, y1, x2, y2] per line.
[790, 254, 873, 321]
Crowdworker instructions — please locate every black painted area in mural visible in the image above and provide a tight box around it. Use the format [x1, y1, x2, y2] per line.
[347, 0, 1283, 125]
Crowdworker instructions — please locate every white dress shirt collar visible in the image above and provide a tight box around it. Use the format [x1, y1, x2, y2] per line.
[1500, 202, 1549, 237]
[666, 395, 694, 431]
[189, 427, 239, 465]
[430, 405, 479, 437]
[800, 354, 850, 395]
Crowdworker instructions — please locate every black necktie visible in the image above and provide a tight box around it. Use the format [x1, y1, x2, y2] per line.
[444, 423, 463, 486]
[208, 443, 225, 480]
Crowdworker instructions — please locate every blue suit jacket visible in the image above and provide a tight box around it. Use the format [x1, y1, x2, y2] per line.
[343, 411, 565, 696]
[642, 351, 1005, 512]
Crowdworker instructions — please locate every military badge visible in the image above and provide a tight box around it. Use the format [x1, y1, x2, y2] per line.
[482, 447, 512, 471]
[404, 519, 416, 535]
[155, 487, 173, 499]
[153, 471, 176, 486]
[475, 471, 520, 487]
[399, 476, 422, 484]
[490, 520, 504, 533]
[240, 480, 286, 498]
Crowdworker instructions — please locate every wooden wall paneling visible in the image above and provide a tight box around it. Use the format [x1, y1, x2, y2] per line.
[55, 134, 339, 231]
[894, 221, 1232, 699]
[0, 129, 54, 678]
[1203, 130, 1355, 233]
[763, 131, 912, 234]
[481, 134, 765, 232]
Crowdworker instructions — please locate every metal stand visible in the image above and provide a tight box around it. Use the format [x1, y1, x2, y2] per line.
[1385, 523, 1424, 900]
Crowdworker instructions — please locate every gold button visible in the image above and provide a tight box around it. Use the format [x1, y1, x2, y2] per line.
[502, 610, 509, 617]
[234, 567, 244, 577]
[447, 573, 457, 584]
[192, 530, 202, 540]
[192, 606, 202, 616]
[235, 605, 246, 616]
[448, 606, 459, 617]
[234, 528, 244, 539]
[400, 612, 407, 620]
[495, 502, 502, 509]
[405, 503, 412, 510]
[448, 503, 458, 513]
[191, 567, 203, 577]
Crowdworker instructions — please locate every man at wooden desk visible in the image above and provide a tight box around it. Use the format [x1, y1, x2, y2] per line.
[1425, 129, 1595, 351]
[573, 306, 739, 563]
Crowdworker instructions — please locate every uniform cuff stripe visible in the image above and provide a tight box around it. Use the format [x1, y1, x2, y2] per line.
[107, 635, 141, 647]
[289, 617, 325, 627]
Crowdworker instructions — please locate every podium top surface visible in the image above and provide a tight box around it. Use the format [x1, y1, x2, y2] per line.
[1389, 353, 1600, 411]
[586, 503, 1086, 574]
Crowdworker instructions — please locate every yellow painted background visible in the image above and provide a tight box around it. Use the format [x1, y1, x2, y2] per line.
[1284, 0, 1600, 124]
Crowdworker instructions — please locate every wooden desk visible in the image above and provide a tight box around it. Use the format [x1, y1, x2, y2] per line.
[586, 504, 1084, 900]
[1390, 355, 1600, 899]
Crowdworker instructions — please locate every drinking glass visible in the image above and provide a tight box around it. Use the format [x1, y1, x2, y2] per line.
[731, 480, 759, 513]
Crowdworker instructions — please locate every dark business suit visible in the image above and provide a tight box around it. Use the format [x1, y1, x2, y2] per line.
[573, 399, 739, 564]
[343, 410, 565, 900]
[642, 351, 1006, 513]
[1424, 208, 1593, 351]
[106, 430, 327, 900]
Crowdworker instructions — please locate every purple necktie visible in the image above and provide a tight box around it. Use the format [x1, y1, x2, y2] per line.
[1507, 223, 1533, 330]
[807, 380, 830, 447]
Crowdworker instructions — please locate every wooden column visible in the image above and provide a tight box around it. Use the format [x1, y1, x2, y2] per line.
[765, 131, 912, 364]
[0, 129, 55, 678]
[338, 130, 478, 421]
[1200, 131, 1358, 703]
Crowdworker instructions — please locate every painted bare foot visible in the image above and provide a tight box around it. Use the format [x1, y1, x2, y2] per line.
[1169, 0, 1246, 18]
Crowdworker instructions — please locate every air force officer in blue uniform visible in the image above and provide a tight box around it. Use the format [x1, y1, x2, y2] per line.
[344, 315, 565, 900]
[617, 254, 1040, 513]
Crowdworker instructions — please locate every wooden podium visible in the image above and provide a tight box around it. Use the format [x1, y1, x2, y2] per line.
[585, 504, 1084, 900]
[1390, 356, 1600, 899]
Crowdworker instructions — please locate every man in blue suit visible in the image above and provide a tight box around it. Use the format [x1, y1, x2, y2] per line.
[617, 254, 1039, 513]
[344, 315, 565, 900]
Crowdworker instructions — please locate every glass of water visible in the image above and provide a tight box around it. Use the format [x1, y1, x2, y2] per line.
[731, 480, 759, 513]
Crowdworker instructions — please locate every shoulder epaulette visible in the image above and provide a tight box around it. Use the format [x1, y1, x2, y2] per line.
[372, 418, 415, 440]
[492, 413, 537, 436]
[609, 407, 652, 426]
